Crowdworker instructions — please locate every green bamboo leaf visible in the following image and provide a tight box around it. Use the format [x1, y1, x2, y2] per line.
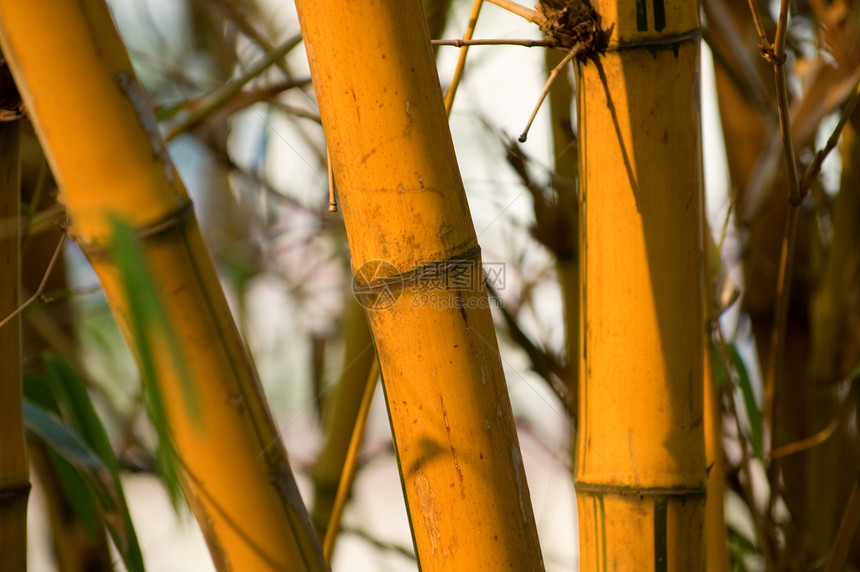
[108, 216, 197, 508]
[39, 353, 145, 571]
[729, 344, 763, 459]
[25, 399, 146, 572]
[23, 371, 103, 542]
[23, 400, 117, 510]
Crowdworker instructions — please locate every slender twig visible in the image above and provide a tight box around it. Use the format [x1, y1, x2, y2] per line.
[0, 233, 66, 330]
[761, 0, 803, 552]
[744, 0, 772, 53]
[322, 360, 380, 561]
[209, 0, 293, 78]
[432, 38, 553, 48]
[339, 526, 416, 560]
[444, 0, 484, 115]
[0, 202, 64, 242]
[774, 67, 801, 206]
[800, 78, 860, 193]
[484, 0, 548, 27]
[519, 46, 580, 142]
[770, 417, 838, 459]
[164, 34, 303, 140]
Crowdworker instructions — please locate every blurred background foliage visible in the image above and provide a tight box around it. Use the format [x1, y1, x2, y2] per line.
[7, 0, 860, 570]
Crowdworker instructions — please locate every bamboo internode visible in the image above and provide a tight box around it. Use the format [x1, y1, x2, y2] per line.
[294, 0, 545, 569]
[574, 0, 707, 568]
[0, 2, 327, 570]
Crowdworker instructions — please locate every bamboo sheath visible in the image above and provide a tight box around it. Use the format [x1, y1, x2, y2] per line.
[575, 0, 707, 568]
[0, 119, 27, 572]
[293, 1, 545, 569]
[0, 2, 327, 570]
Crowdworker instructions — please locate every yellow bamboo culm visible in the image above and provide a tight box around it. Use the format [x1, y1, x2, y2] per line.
[0, 3, 327, 570]
[574, 0, 707, 568]
[294, 0, 545, 569]
[0, 118, 28, 572]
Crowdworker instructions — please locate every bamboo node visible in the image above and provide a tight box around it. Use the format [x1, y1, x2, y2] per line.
[536, 0, 607, 56]
[74, 202, 194, 256]
[760, 44, 786, 65]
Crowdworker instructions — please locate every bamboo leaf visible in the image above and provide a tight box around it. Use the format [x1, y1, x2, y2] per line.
[24, 399, 147, 572]
[26, 354, 147, 572]
[729, 344, 763, 459]
[23, 371, 103, 542]
[108, 215, 197, 508]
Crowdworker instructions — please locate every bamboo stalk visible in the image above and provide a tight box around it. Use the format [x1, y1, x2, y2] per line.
[0, 113, 28, 572]
[443, 0, 484, 114]
[574, 0, 707, 567]
[0, 2, 327, 570]
[293, 1, 545, 569]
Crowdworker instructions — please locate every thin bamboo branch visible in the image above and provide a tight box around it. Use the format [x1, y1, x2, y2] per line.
[484, 0, 547, 26]
[322, 360, 379, 561]
[743, 0, 772, 53]
[0, 233, 65, 330]
[443, 0, 483, 114]
[800, 79, 860, 193]
[770, 417, 838, 459]
[432, 38, 553, 47]
[519, 47, 579, 142]
[762, 0, 803, 545]
[164, 34, 303, 140]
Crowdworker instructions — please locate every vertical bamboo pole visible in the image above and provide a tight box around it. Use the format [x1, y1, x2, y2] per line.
[574, 0, 707, 568]
[293, 1, 545, 569]
[0, 2, 327, 570]
[0, 113, 27, 572]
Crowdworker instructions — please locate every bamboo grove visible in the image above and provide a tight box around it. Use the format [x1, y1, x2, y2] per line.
[0, 0, 857, 570]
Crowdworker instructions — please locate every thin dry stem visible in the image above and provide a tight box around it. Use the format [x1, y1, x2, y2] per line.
[444, 0, 484, 115]
[800, 79, 860, 193]
[744, 0, 772, 52]
[0, 233, 65, 330]
[432, 38, 553, 47]
[761, 0, 802, 544]
[770, 417, 838, 459]
[322, 360, 379, 560]
[164, 35, 302, 141]
[485, 0, 548, 27]
[519, 46, 579, 142]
